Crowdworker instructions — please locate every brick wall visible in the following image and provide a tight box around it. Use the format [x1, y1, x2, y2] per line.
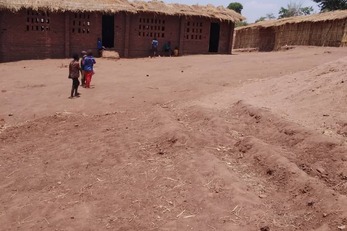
[125, 15, 234, 57]
[180, 17, 211, 55]
[68, 12, 102, 57]
[114, 12, 126, 57]
[0, 10, 65, 62]
[0, 10, 102, 62]
[127, 13, 181, 57]
[219, 21, 234, 54]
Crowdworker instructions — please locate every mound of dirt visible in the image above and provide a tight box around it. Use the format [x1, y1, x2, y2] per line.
[102, 50, 120, 60]
[232, 57, 347, 142]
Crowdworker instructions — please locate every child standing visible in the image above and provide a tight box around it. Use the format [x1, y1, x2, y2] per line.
[82, 50, 96, 88]
[68, 53, 81, 98]
[80, 50, 87, 87]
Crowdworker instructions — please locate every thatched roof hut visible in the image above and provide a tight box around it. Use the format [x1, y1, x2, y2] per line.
[234, 10, 347, 51]
[0, 0, 244, 22]
[0, 0, 244, 62]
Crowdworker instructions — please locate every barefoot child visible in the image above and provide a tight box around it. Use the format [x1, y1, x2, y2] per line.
[82, 50, 96, 88]
[68, 53, 81, 98]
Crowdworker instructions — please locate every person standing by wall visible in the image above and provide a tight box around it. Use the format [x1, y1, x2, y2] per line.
[151, 37, 159, 57]
[82, 50, 96, 88]
[163, 41, 172, 56]
[68, 53, 81, 98]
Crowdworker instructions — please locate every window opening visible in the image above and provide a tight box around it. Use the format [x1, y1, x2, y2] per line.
[26, 10, 50, 31]
[72, 13, 91, 34]
[185, 21, 203, 40]
[138, 17, 166, 38]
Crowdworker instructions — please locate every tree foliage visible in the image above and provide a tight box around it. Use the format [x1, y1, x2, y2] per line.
[266, 13, 276, 20]
[255, 17, 267, 23]
[278, 2, 313, 18]
[227, 2, 243, 14]
[313, 0, 347, 11]
[235, 21, 248, 28]
[255, 13, 276, 23]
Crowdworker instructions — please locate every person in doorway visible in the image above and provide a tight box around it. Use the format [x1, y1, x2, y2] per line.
[68, 53, 81, 98]
[97, 37, 104, 57]
[82, 50, 96, 88]
[80, 50, 87, 87]
[151, 37, 159, 57]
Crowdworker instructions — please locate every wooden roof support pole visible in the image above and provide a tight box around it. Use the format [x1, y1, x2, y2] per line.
[64, 12, 70, 58]
[228, 21, 235, 54]
[124, 13, 130, 58]
[342, 21, 347, 47]
[0, 12, 3, 62]
[178, 16, 185, 56]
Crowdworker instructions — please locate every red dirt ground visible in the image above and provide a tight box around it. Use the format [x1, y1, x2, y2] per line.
[1, 46, 347, 231]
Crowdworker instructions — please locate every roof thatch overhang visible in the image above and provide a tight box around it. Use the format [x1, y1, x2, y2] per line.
[236, 10, 347, 30]
[0, 0, 245, 22]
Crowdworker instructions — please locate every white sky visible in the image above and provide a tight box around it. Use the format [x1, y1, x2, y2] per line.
[160, 0, 320, 23]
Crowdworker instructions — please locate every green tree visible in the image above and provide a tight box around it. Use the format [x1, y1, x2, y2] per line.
[278, 2, 313, 18]
[313, 0, 347, 11]
[227, 2, 243, 14]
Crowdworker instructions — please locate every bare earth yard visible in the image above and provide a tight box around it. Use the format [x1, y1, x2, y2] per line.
[1, 46, 347, 231]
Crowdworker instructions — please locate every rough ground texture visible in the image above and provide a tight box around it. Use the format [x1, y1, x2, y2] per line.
[0, 46, 347, 231]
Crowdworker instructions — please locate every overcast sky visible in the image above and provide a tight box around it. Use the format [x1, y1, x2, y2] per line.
[160, 0, 320, 23]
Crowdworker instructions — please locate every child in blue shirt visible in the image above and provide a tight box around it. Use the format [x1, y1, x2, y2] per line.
[82, 50, 96, 88]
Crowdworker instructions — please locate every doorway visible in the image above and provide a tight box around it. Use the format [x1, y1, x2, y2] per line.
[209, 23, 220, 52]
[102, 15, 114, 48]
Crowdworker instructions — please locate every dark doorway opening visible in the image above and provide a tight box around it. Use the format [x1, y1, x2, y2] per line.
[209, 23, 220, 52]
[102, 15, 114, 48]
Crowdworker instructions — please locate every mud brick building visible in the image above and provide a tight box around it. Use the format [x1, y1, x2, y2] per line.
[0, 0, 243, 62]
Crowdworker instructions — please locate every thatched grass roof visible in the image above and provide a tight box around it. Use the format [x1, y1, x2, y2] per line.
[0, 0, 244, 22]
[237, 10, 347, 29]
[131, 1, 244, 22]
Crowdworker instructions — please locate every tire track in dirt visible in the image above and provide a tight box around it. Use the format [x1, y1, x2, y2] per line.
[176, 100, 347, 230]
[229, 101, 347, 195]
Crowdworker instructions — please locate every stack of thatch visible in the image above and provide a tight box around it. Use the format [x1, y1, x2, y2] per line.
[0, 0, 245, 22]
